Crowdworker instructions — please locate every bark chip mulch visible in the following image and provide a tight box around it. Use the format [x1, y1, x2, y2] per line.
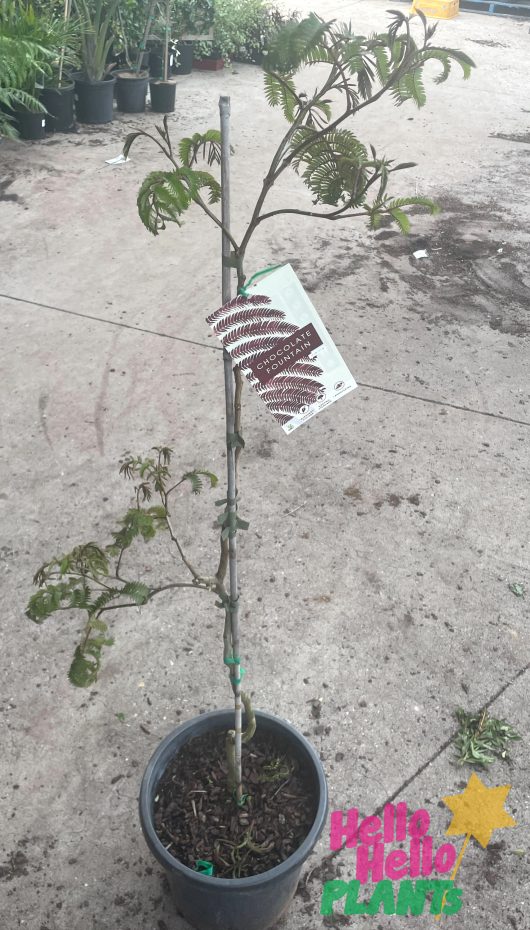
[154, 728, 317, 879]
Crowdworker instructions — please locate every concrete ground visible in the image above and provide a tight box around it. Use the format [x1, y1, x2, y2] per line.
[1, 1, 529, 928]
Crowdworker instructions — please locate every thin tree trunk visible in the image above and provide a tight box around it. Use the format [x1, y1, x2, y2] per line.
[58, 0, 72, 86]
[135, 0, 157, 74]
[163, 0, 170, 82]
[219, 95, 243, 801]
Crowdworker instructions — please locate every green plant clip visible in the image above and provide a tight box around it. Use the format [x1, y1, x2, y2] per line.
[230, 666, 246, 686]
[236, 792, 249, 808]
[227, 432, 245, 451]
[195, 859, 214, 876]
[238, 264, 284, 296]
[224, 656, 241, 665]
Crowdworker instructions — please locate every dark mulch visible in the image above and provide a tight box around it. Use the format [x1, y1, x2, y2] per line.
[154, 728, 317, 879]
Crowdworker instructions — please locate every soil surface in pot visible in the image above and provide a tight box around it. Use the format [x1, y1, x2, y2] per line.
[154, 729, 317, 879]
[116, 70, 149, 79]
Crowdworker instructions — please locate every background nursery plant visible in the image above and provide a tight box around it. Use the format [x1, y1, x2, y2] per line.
[27, 6, 474, 901]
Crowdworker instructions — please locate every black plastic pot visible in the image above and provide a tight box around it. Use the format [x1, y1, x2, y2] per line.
[139, 709, 328, 930]
[149, 79, 176, 113]
[73, 72, 116, 124]
[175, 41, 193, 75]
[14, 105, 47, 140]
[149, 49, 163, 79]
[115, 71, 149, 113]
[41, 82, 75, 132]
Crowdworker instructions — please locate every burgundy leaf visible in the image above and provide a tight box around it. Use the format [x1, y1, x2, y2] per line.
[223, 321, 298, 348]
[214, 307, 286, 334]
[231, 338, 281, 362]
[267, 401, 312, 416]
[206, 293, 270, 326]
[271, 412, 293, 426]
[261, 376, 323, 394]
[281, 362, 324, 378]
[261, 389, 318, 408]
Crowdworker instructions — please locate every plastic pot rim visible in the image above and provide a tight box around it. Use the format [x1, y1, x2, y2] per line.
[42, 80, 75, 94]
[72, 71, 116, 86]
[115, 70, 150, 81]
[139, 708, 328, 889]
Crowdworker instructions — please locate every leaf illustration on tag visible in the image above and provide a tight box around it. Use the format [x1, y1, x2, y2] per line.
[213, 306, 287, 333]
[207, 291, 327, 428]
[206, 293, 267, 326]
[223, 320, 298, 347]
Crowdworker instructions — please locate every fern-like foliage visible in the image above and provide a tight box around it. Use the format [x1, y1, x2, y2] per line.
[179, 130, 222, 168]
[124, 122, 223, 236]
[180, 470, 218, 494]
[291, 127, 369, 207]
[259, 10, 475, 232]
[124, 10, 474, 244]
[26, 448, 219, 687]
[137, 168, 221, 235]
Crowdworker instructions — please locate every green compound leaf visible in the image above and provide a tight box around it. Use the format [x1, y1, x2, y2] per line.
[181, 470, 219, 494]
[179, 129, 222, 167]
[121, 581, 151, 605]
[68, 635, 114, 688]
[137, 168, 221, 236]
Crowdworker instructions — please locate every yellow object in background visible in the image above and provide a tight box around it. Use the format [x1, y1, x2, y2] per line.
[411, 0, 460, 18]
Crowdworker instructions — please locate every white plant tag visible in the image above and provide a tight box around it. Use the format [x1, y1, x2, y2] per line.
[105, 153, 130, 165]
[206, 264, 357, 433]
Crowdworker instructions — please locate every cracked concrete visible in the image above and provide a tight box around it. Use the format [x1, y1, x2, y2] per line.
[0, 1, 529, 928]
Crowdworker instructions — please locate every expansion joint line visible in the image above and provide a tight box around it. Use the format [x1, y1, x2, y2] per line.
[2, 292, 529, 428]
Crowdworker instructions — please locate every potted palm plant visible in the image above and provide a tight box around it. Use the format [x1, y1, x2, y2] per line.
[0, 0, 76, 139]
[0, 1, 49, 139]
[27, 13, 474, 930]
[72, 0, 120, 123]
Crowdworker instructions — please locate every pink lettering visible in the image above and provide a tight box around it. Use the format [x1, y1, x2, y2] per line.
[434, 843, 457, 874]
[329, 809, 358, 850]
[358, 815, 382, 845]
[356, 841, 384, 883]
[385, 849, 409, 880]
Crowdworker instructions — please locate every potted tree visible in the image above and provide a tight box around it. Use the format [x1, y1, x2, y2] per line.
[149, 0, 177, 112]
[114, 0, 156, 113]
[27, 13, 474, 930]
[172, 0, 221, 70]
[41, 0, 79, 133]
[72, 0, 120, 123]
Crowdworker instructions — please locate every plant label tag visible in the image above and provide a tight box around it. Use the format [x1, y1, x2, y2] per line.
[206, 264, 357, 433]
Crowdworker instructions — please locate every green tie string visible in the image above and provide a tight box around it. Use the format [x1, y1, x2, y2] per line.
[237, 264, 284, 296]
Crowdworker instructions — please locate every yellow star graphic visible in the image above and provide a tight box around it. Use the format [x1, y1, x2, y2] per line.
[442, 772, 517, 848]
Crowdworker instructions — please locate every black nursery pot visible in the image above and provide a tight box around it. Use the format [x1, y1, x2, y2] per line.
[41, 82, 75, 132]
[73, 72, 116, 124]
[139, 709, 328, 930]
[115, 71, 149, 113]
[149, 49, 163, 79]
[174, 41, 193, 75]
[14, 105, 47, 140]
[149, 79, 176, 113]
